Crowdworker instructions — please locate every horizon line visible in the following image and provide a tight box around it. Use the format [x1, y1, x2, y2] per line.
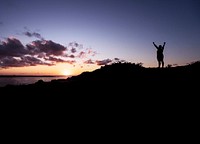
[0, 74, 74, 77]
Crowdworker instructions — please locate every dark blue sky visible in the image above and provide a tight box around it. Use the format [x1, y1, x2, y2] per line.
[1, 0, 200, 70]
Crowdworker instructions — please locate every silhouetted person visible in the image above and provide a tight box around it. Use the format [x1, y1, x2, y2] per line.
[153, 42, 166, 68]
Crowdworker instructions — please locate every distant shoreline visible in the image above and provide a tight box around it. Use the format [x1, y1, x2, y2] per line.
[0, 75, 67, 77]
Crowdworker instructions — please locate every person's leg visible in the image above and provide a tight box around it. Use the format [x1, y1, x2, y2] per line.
[158, 61, 161, 68]
[162, 61, 164, 68]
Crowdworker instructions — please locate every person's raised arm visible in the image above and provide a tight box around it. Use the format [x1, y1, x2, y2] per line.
[163, 42, 166, 49]
[153, 42, 158, 49]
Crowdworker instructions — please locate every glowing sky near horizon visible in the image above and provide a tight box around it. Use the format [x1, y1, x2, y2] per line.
[0, 0, 200, 75]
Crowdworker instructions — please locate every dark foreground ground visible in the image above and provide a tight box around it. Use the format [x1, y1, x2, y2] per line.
[1, 62, 199, 138]
[0, 61, 199, 121]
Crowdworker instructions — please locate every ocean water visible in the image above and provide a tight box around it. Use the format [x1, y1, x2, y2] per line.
[0, 76, 69, 87]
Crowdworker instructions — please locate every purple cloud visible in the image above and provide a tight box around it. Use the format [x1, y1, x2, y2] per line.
[0, 37, 28, 57]
[0, 56, 51, 68]
[24, 31, 44, 40]
[71, 47, 77, 53]
[78, 51, 86, 58]
[0, 37, 99, 68]
[113, 58, 127, 63]
[84, 59, 95, 64]
[23, 27, 44, 40]
[0, 57, 23, 68]
[68, 54, 75, 58]
[27, 40, 67, 56]
[68, 42, 83, 49]
[114, 58, 120, 61]
[94, 58, 127, 66]
[21, 56, 52, 66]
[96, 59, 112, 66]
[86, 48, 97, 56]
[67, 42, 97, 59]
[65, 60, 76, 65]
[44, 56, 66, 63]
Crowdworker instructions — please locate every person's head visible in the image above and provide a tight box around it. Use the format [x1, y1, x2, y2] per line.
[159, 45, 162, 48]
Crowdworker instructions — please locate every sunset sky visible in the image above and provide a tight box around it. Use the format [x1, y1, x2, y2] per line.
[0, 0, 200, 75]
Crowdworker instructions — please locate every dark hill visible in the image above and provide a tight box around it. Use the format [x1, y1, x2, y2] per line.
[1, 61, 199, 126]
[1, 61, 200, 95]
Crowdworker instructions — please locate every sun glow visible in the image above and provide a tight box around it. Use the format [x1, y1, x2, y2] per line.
[62, 69, 71, 76]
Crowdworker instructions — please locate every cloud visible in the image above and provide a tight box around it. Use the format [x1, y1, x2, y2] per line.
[0, 56, 51, 68]
[67, 54, 75, 58]
[0, 57, 24, 68]
[68, 42, 83, 49]
[0, 37, 98, 68]
[24, 31, 44, 40]
[0, 37, 28, 57]
[84, 59, 95, 64]
[71, 47, 77, 53]
[84, 58, 127, 66]
[78, 51, 86, 58]
[96, 59, 112, 66]
[114, 58, 120, 61]
[21, 56, 52, 66]
[64, 60, 76, 65]
[0, 22, 3, 26]
[0, 38, 68, 68]
[23, 27, 44, 40]
[67, 42, 97, 59]
[77, 49, 97, 59]
[44, 56, 66, 63]
[113, 58, 127, 63]
[87, 48, 97, 56]
[27, 40, 67, 56]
